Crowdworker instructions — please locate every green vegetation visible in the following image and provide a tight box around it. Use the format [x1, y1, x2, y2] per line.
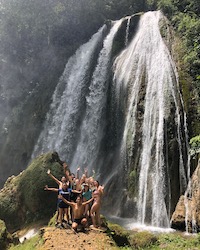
[189, 135, 200, 156]
[9, 234, 43, 250]
[7, 231, 200, 250]
[0, 219, 14, 250]
[108, 222, 130, 247]
[152, 232, 200, 250]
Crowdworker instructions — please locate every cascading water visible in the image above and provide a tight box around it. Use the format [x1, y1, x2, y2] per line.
[125, 16, 131, 47]
[70, 19, 124, 171]
[31, 11, 189, 228]
[113, 11, 188, 227]
[32, 25, 106, 160]
[32, 19, 124, 173]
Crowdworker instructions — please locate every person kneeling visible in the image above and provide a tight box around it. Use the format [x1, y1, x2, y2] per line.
[58, 194, 94, 232]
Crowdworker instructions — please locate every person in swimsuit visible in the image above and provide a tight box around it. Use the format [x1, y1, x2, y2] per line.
[44, 182, 81, 227]
[44, 182, 71, 227]
[90, 180, 104, 228]
[82, 183, 92, 219]
[59, 194, 94, 232]
[47, 169, 68, 224]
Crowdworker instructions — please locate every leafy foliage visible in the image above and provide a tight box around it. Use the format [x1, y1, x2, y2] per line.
[9, 234, 43, 250]
[189, 135, 200, 156]
[128, 231, 158, 249]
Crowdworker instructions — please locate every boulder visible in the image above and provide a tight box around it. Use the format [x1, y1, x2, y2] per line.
[0, 219, 17, 249]
[0, 152, 64, 231]
[171, 158, 200, 232]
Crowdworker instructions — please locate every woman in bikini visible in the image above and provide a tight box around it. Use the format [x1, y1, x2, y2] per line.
[90, 180, 104, 228]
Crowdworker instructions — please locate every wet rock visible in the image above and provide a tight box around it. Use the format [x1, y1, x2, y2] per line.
[171, 159, 200, 232]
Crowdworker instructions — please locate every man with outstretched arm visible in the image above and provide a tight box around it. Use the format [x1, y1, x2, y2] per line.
[58, 194, 94, 232]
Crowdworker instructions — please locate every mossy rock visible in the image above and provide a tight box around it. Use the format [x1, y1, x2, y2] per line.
[0, 152, 64, 231]
[107, 222, 130, 247]
[18, 152, 63, 218]
[48, 212, 57, 227]
[0, 219, 14, 250]
[0, 175, 24, 230]
[128, 231, 158, 249]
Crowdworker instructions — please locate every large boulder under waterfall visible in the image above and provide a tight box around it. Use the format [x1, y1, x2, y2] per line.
[171, 158, 200, 232]
[0, 152, 64, 231]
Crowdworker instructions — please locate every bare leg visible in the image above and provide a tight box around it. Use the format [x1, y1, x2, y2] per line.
[84, 204, 90, 219]
[64, 208, 69, 223]
[70, 206, 73, 222]
[90, 202, 100, 227]
[81, 218, 87, 229]
[56, 210, 59, 224]
[58, 208, 64, 223]
[96, 209, 101, 227]
[72, 222, 78, 231]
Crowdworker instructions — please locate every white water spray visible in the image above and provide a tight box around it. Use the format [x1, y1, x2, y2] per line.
[70, 19, 124, 172]
[32, 25, 106, 159]
[125, 16, 131, 46]
[113, 11, 188, 227]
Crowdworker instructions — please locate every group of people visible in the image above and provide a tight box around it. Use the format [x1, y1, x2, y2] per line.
[44, 161, 104, 232]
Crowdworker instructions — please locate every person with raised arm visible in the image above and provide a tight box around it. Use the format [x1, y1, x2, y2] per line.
[82, 183, 92, 219]
[47, 169, 67, 189]
[44, 181, 81, 228]
[47, 169, 68, 225]
[58, 194, 94, 232]
[90, 180, 104, 228]
[44, 182, 71, 228]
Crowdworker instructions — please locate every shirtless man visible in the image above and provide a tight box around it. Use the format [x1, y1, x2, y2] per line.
[90, 180, 104, 228]
[59, 194, 94, 232]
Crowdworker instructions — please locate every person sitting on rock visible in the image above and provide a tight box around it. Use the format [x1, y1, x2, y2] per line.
[58, 194, 94, 232]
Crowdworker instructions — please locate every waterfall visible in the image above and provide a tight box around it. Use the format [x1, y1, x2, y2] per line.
[113, 11, 188, 227]
[70, 19, 124, 172]
[31, 10, 189, 228]
[125, 16, 131, 46]
[32, 19, 124, 174]
[32, 25, 106, 159]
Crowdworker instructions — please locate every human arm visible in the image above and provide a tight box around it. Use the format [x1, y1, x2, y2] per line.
[99, 185, 104, 195]
[71, 189, 82, 194]
[58, 194, 74, 206]
[62, 162, 68, 174]
[82, 197, 94, 205]
[76, 167, 80, 179]
[92, 169, 96, 179]
[44, 185, 59, 192]
[47, 169, 61, 186]
[84, 168, 88, 178]
[65, 169, 72, 183]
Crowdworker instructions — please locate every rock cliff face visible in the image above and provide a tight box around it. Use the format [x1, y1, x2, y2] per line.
[171, 158, 200, 232]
